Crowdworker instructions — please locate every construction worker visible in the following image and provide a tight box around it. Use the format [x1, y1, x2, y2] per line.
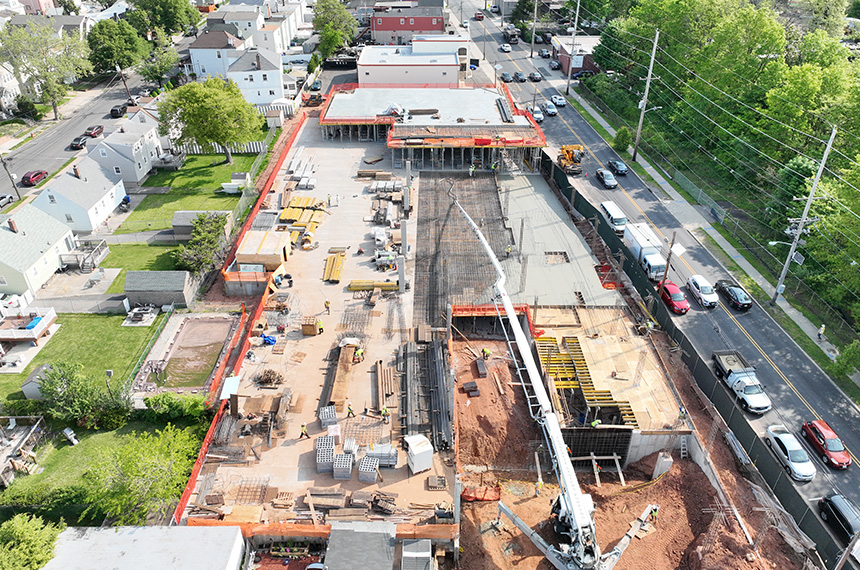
[506, 245, 511, 258]
[649, 505, 659, 525]
[299, 423, 310, 439]
[324, 299, 331, 314]
[354, 347, 364, 363]
[317, 319, 324, 335]
[381, 406, 390, 424]
[469, 164, 476, 177]
[535, 480, 543, 496]
[590, 419, 602, 428]
[818, 324, 826, 340]
[347, 402, 356, 418]
[482, 347, 491, 360]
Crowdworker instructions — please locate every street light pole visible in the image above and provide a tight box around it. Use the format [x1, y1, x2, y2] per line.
[632, 28, 659, 162]
[0, 154, 20, 200]
[769, 125, 837, 306]
[529, 0, 538, 58]
[564, 0, 580, 95]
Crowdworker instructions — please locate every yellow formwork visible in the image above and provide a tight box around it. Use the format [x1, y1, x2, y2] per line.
[323, 253, 345, 283]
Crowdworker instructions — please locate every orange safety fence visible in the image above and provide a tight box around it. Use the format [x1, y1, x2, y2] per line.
[450, 303, 535, 336]
[222, 271, 268, 283]
[186, 519, 459, 540]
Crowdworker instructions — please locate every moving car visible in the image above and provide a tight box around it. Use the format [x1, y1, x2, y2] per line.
[0, 194, 14, 208]
[21, 170, 48, 186]
[514, 71, 527, 82]
[500, 43, 512, 52]
[607, 160, 628, 175]
[551, 94, 566, 107]
[549, 60, 560, 70]
[714, 279, 753, 311]
[70, 136, 88, 150]
[802, 420, 851, 469]
[595, 168, 618, 189]
[110, 104, 128, 118]
[474, 11, 484, 20]
[499, 71, 513, 83]
[543, 101, 557, 116]
[310, 80, 321, 91]
[84, 125, 104, 137]
[531, 107, 544, 122]
[765, 424, 816, 482]
[659, 280, 690, 315]
[686, 275, 719, 308]
[819, 494, 860, 542]
[538, 48, 551, 58]
[529, 71, 542, 81]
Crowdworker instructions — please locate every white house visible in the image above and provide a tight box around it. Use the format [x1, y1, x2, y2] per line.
[227, 48, 286, 105]
[189, 30, 246, 78]
[7, 14, 95, 39]
[31, 157, 126, 234]
[0, 204, 74, 298]
[0, 62, 21, 114]
[89, 118, 164, 185]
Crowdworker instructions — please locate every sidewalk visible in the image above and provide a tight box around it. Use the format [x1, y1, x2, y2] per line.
[538, 72, 843, 364]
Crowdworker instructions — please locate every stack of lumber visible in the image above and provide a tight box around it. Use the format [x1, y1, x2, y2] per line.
[347, 280, 399, 291]
[305, 487, 347, 509]
[375, 360, 399, 410]
[330, 346, 354, 412]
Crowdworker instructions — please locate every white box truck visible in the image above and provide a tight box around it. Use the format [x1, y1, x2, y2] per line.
[623, 223, 666, 281]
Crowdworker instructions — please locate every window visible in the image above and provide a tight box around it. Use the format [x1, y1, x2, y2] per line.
[65, 214, 73, 222]
[217, 51, 222, 58]
[400, 18, 404, 24]
[377, 18, 382, 24]
[201, 66, 206, 73]
[99, 149, 107, 157]
[248, 75, 254, 82]
[137, 163, 141, 169]
[365, 72, 370, 75]
[262, 74, 268, 81]
[409, 18, 414, 24]
[114, 166, 122, 175]
[432, 18, 437, 24]
[269, 90, 275, 95]
[48, 194, 56, 203]
[0, 275, 7, 287]
[442, 72, 447, 75]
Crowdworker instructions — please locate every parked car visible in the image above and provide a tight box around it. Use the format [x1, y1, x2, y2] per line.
[499, 71, 513, 82]
[21, 170, 48, 186]
[70, 136, 88, 150]
[126, 95, 140, 106]
[572, 70, 595, 79]
[110, 104, 128, 118]
[535, 35, 544, 44]
[543, 101, 557, 116]
[607, 160, 628, 175]
[538, 48, 551, 58]
[551, 94, 566, 107]
[686, 275, 719, 308]
[0, 194, 14, 208]
[84, 125, 104, 137]
[310, 80, 321, 91]
[529, 71, 542, 81]
[819, 494, 860, 542]
[595, 168, 618, 189]
[802, 420, 851, 469]
[462, 20, 469, 28]
[531, 107, 544, 122]
[500, 43, 512, 52]
[714, 279, 753, 311]
[659, 280, 690, 315]
[765, 424, 816, 482]
[514, 71, 527, 82]
[549, 60, 560, 70]
[490, 4, 500, 12]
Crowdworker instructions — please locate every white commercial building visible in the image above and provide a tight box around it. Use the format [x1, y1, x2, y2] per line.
[357, 35, 469, 87]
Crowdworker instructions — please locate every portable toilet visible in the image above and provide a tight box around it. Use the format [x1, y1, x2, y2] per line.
[404, 434, 434, 474]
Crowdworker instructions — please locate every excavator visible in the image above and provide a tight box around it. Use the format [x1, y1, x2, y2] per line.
[557, 145, 585, 175]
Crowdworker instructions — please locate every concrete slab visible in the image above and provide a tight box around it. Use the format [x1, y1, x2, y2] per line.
[0, 323, 61, 374]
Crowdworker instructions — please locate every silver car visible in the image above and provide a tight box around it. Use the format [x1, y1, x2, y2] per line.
[551, 94, 566, 107]
[686, 275, 719, 308]
[766, 424, 816, 482]
[543, 101, 557, 116]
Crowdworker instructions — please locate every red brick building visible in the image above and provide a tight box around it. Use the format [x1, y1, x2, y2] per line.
[370, 7, 446, 44]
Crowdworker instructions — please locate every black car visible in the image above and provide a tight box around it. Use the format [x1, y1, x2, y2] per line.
[514, 71, 527, 82]
[819, 494, 860, 542]
[529, 71, 542, 81]
[70, 136, 88, 150]
[607, 160, 628, 175]
[499, 71, 513, 82]
[538, 48, 551, 58]
[714, 279, 753, 311]
[110, 104, 128, 118]
[595, 169, 618, 189]
[572, 70, 595, 79]
[549, 60, 560, 70]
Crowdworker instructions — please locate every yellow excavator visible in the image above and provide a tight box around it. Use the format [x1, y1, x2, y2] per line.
[557, 144, 584, 175]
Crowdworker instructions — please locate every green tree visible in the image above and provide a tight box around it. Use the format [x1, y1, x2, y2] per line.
[55, 0, 78, 14]
[612, 126, 632, 152]
[805, 0, 849, 36]
[13, 95, 42, 121]
[173, 212, 228, 274]
[849, 0, 860, 17]
[158, 77, 263, 163]
[318, 24, 344, 59]
[38, 362, 131, 429]
[125, 10, 154, 38]
[312, 0, 356, 43]
[0, 514, 65, 570]
[129, 0, 197, 34]
[139, 31, 180, 87]
[307, 53, 321, 74]
[0, 20, 92, 121]
[83, 424, 201, 525]
[87, 19, 149, 73]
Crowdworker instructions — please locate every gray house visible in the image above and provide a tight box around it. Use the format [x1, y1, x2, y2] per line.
[89, 117, 164, 185]
[124, 271, 195, 307]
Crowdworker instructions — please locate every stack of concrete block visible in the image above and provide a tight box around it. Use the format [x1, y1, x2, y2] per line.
[332, 453, 354, 480]
[316, 447, 334, 473]
[343, 438, 357, 456]
[358, 456, 379, 483]
[316, 435, 335, 450]
[365, 443, 398, 468]
[319, 406, 338, 428]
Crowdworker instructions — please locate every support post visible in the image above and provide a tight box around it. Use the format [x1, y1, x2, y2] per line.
[631, 29, 659, 162]
[564, 0, 581, 95]
[529, 0, 538, 58]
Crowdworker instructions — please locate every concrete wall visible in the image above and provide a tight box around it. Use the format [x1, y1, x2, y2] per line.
[625, 429, 690, 466]
[358, 63, 459, 85]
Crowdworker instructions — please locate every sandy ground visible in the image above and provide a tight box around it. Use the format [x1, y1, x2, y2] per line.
[450, 332, 805, 570]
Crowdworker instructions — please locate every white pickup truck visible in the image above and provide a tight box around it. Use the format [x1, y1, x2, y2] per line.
[712, 350, 772, 414]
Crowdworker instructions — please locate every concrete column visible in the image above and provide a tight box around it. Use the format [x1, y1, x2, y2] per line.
[400, 221, 407, 258]
[397, 255, 406, 292]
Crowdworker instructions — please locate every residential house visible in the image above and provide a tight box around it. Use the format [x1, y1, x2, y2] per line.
[124, 271, 195, 308]
[7, 14, 96, 39]
[188, 30, 246, 78]
[0, 204, 75, 298]
[89, 117, 164, 185]
[370, 7, 445, 44]
[13, 0, 48, 15]
[31, 157, 126, 234]
[0, 62, 21, 114]
[228, 49, 287, 105]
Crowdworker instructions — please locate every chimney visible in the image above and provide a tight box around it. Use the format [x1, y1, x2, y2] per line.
[8, 218, 17, 233]
[227, 37, 234, 46]
[256, 53, 262, 70]
[73, 164, 81, 179]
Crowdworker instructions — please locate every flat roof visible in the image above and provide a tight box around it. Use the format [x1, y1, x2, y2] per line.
[358, 46, 458, 66]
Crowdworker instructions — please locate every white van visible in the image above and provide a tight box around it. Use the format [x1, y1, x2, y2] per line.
[600, 201, 627, 235]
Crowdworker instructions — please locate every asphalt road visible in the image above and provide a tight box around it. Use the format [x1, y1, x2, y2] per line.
[465, 5, 860, 549]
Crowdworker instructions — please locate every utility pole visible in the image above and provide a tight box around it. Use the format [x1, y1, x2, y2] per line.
[529, 0, 538, 58]
[770, 125, 837, 306]
[656, 230, 675, 300]
[0, 154, 20, 200]
[631, 28, 659, 162]
[115, 65, 133, 101]
[833, 526, 860, 570]
[563, 0, 581, 95]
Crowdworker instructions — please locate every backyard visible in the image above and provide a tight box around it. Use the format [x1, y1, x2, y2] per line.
[115, 189, 240, 234]
[102, 244, 179, 294]
[0, 313, 167, 401]
[142, 154, 258, 190]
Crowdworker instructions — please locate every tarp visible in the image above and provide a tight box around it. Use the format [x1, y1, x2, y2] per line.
[460, 486, 501, 502]
[219, 375, 241, 400]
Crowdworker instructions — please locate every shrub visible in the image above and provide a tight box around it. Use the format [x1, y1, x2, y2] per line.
[14, 96, 42, 121]
[135, 392, 208, 423]
[0, 118, 26, 126]
[612, 126, 632, 153]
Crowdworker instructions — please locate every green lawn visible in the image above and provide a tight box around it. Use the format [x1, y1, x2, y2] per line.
[114, 189, 240, 234]
[142, 154, 258, 189]
[102, 244, 179, 294]
[0, 313, 167, 401]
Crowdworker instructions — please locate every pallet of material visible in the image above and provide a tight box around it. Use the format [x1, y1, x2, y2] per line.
[374, 172, 394, 180]
[272, 491, 295, 508]
[310, 210, 326, 224]
[375, 360, 399, 410]
[305, 494, 347, 509]
[280, 207, 303, 222]
[290, 230, 301, 247]
[330, 345, 354, 412]
[323, 253, 345, 283]
[348, 280, 399, 291]
[357, 169, 382, 178]
[308, 486, 345, 495]
[326, 508, 368, 520]
[272, 339, 287, 354]
[350, 490, 374, 507]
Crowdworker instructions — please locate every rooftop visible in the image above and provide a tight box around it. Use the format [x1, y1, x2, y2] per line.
[375, 6, 442, 16]
[189, 30, 244, 50]
[228, 48, 281, 72]
[358, 45, 458, 66]
[0, 204, 71, 272]
[42, 157, 122, 210]
[124, 271, 190, 293]
[551, 34, 602, 55]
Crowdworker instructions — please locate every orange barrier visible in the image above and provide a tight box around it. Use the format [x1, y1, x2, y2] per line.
[450, 303, 535, 338]
[186, 518, 458, 540]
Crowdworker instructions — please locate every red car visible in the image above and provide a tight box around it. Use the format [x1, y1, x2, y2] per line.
[21, 170, 48, 186]
[802, 420, 851, 469]
[84, 125, 104, 137]
[659, 280, 690, 315]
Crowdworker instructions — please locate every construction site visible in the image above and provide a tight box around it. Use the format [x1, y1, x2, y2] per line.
[174, 97, 810, 569]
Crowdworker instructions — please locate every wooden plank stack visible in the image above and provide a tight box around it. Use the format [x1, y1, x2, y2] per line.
[375, 360, 399, 410]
